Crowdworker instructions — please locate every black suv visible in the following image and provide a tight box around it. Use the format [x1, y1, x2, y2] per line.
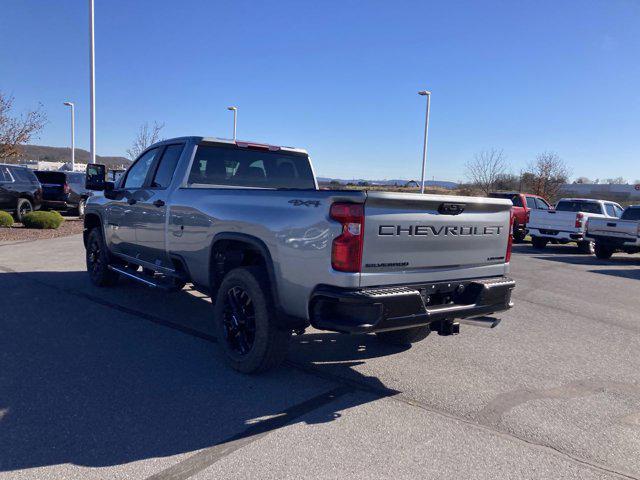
[34, 171, 90, 217]
[0, 163, 43, 222]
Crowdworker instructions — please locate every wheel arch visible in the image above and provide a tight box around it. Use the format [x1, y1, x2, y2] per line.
[83, 212, 103, 247]
[209, 232, 279, 303]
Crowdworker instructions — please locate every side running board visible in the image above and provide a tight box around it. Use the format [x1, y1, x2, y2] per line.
[107, 265, 181, 290]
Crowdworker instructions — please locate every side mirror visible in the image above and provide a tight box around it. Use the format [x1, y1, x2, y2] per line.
[85, 164, 114, 191]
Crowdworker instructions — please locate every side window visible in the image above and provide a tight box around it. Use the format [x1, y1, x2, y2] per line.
[511, 195, 524, 207]
[151, 144, 184, 188]
[614, 205, 624, 217]
[535, 198, 550, 210]
[604, 204, 616, 217]
[0, 166, 14, 183]
[123, 148, 159, 189]
[525, 196, 537, 209]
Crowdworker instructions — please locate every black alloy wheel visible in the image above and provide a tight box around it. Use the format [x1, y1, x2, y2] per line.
[222, 286, 257, 356]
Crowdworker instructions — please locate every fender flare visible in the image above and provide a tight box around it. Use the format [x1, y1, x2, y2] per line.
[210, 232, 283, 314]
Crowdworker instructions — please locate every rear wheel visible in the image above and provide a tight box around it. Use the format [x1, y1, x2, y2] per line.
[594, 243, 614, 260]
[86, 228, 119, 287]
[512, 222, 526, 243]
[213, 266, 291, 373]
[376, 325, 430, 346]
[75, 199, 86, 218]
[531, 236, 548, 249]
[15, 198, 33, 223]
[578, 240, 595, 254]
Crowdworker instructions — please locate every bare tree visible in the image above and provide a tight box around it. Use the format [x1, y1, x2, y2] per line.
[0, 92, 47, 160]
[573, 177, 592, 184]
[126, 121, 165, 160]
[464, 148, 508, 195]
[524, 152, 570, 201]
[604, 177, 627, 184]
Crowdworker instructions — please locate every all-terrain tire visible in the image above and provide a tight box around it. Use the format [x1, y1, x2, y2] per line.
[513, 222, 526, 243]
[594, 243, 614, 260]
[531, 236, 548, 249]
[578, 240, 595, 255]
[75, 199, 86, 218]
[376, 325, 430, 346]
[213, 266, 291, 374]
[86, 228, 119, 287]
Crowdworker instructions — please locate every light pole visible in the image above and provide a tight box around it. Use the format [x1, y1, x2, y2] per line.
[89, 0, 96, 164]
[63, 102, 75, 170]
[418, 90, 431, 194]
[227, 106, 237, 141]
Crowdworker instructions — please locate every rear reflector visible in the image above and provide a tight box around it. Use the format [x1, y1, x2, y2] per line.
[330, 203, 364, 272]
[506, 209, 515, 263]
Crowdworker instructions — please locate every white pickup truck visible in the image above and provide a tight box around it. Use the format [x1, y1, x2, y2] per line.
[586, 205, 640, 259]
[528, 198, 624, 253]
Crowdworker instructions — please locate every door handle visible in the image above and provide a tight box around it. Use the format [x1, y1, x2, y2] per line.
[128, 198, 137, 205]
[153, 199, 165, 208]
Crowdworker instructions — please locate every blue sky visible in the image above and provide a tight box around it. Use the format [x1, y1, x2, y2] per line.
[1, 0, 639, 181]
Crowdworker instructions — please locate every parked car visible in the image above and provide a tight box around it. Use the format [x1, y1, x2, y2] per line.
[34, 171, 90, 217]
[528, 198, 623, 253]
[82, 136, 516, 373]
[0, 163, 43, 222]
[489, 192, 551, 242]
[586, 205, 640, 259]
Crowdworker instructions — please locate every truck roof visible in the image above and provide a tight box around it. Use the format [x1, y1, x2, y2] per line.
[557, 198, 608, 203]
[151, 136, 308, 155]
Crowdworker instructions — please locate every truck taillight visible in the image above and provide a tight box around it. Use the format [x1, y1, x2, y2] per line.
[575, 212, 584, 228]
[330, 202, 364, 272]
[506, 210, 514, 263]
[63, 182, 70, 194]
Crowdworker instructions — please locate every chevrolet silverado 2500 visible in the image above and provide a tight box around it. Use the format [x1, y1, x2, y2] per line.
[586, 205, 640, 259]
[528, 198, 623, 253]
[83, 136, 515, 373]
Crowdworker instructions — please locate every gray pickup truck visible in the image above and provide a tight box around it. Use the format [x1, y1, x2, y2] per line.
[83, 136, 515, 373]
[586, 205, 640, 259]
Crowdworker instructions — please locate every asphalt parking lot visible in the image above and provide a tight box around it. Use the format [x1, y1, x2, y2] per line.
[1, 236, 639, 480]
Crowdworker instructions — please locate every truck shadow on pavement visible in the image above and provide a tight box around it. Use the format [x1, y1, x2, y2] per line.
[0, 269, 403, 474]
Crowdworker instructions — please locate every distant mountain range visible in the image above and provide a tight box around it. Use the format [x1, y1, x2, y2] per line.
[11, 145, 130, 168]
[317, 177, 459, 189]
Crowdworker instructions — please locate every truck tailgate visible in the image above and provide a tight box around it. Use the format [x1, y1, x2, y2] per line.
[529, 210, 578, 231]
[588, 218, 638, 240]
[360, 192, 511, 287]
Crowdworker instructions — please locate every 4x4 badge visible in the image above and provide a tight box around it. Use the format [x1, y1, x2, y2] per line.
[289, 199, 320, 207]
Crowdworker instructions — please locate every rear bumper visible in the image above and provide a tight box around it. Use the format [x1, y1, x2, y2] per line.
[528, 228, 584, 242]
[41, 200, 72, 210]
[309, 276, 515, 334]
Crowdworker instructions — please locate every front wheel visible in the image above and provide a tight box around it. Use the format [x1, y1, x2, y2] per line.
[213, 266, 291, 374]
[531, 236, 548, 249]
[376, 325, 430, 346]
[594, 243, 614, 260]
[86, 228, 119, 287]
[578, 240, 595, 254]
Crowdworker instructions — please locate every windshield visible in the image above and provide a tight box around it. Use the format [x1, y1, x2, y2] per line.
[188, 144, 316, 189]
[555, 201, 602, 214]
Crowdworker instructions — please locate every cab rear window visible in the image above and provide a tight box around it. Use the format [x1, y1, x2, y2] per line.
[188, 144, 315, 190]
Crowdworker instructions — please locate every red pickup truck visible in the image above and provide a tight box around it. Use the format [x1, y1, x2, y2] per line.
[489, 192, 552, 242]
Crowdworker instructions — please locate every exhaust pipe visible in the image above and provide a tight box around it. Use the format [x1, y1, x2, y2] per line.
[459, 317, 501, 328]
